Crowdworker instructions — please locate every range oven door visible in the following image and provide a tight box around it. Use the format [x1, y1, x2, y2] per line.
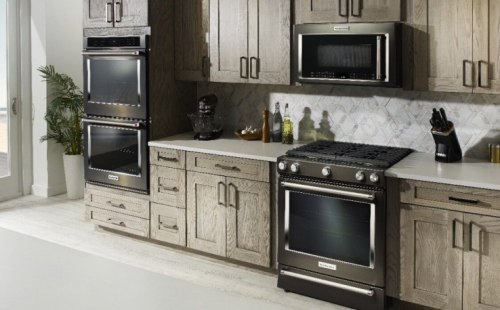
[278, 178, 386, 288]
[84, 118, 149, 194]
[294, 23, 401, 87]
[83, 50, 148, 119]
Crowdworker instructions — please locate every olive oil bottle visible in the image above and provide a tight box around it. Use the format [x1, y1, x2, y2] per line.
[282, 103, 294, 144]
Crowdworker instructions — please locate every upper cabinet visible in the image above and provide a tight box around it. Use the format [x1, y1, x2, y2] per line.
[295, 0, 401, 24]
[83, 0, 148, 28]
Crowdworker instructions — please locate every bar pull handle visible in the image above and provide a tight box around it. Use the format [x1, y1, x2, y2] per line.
[280, 270, 374, 297]
[281, 182, 375, 200]
[217, 182, 226, 206]
[463, 60, 470, 87]
[160, 186, 178, 192]
[115, 2, 122, 23]
[240, 57, 248, 79]
[215, 164, 240, 171]
[160, 223, 179, 232]
[250, 57, 259, 79]
[449, 196, 479, 205]
[339, 0, 348, 17]
[228, 183, 237, 208]
[452, 219, 458, 248]
[108, 218, 126, 227]
[202, 56, 207, 78]
[350, 0, 361, 16]
[158, 155, 178, 162]
[107, 201, 126, 209]
[478, 61, 487, 88]
[106, 2, 113, 23]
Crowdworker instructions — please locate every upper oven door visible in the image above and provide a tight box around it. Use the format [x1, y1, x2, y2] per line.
[84, 118, 149, 193]
[278, 178, 386, 287]
[294, 23, 401, 87]
[83, 51, 148, 119]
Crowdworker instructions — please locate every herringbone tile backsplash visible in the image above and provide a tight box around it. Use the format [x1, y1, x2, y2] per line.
[198, 82, 500, 159]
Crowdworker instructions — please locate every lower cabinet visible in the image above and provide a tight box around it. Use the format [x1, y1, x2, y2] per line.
[151, 203, 186, 246]
[186, 171, 271, 267]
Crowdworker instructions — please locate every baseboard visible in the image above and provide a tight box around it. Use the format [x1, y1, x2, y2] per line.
[32, 183, 67, 198]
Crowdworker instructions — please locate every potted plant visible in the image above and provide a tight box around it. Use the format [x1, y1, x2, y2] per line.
[38, 66, 84, 200]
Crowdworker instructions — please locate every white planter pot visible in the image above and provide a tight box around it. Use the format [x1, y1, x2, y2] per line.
[63, 154, 84, 200]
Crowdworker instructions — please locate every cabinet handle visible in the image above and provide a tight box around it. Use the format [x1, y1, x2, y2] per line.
[478, 61, 486, 88]
[160, 223, 179, 232]
[11, 98, 17, 115]
[158, 155, 178, 162]
[215, 164, 240, 171]
[240, 57, 248, 79]
[228, 183, 237, 208]
[106, 2, 113, 23]
[115, 2, 122, 23]
[250, 57, 259, 79]
[339, 0, 348, 17]
[107, 201, 126, 209]
[217, 182, 226, 206]
[202, 56, 207, 78]
[160, 186, 178, 192]
[449, 196, 479, 205]
[452, 219, 458, 248]
[350, 0, 361, 16]
[463, 60, 471, 87]
[108, 218, 126, 227]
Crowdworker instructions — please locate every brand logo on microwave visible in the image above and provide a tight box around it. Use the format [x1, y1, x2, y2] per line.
[334, 26, 350, 31]
[318, 262, 337, 271]
[108, 175, 119, 181]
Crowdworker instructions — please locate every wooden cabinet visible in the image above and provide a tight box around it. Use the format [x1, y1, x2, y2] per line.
[400, 204, 463, 310]
[295, 0, 400, 24]
[151, 203, 187, 246]
[83, 0, 148, 28]
[464, 215, 500, 310]
[175, 0, 210, 81]
[209, 0, 290, 85]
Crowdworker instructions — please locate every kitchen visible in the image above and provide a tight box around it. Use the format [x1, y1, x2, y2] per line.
[1, 1, 500, 310]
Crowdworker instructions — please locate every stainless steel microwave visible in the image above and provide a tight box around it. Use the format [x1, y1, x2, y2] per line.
[294, 23, 402, 87]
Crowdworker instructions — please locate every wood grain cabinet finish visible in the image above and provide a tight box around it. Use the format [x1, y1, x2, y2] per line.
[186, 172, 227, 256]
[186, 152, 270, 182]
[295, 0, 348, 24]
[348, 0, 401, 22]
[227, 178, 270, 267]
[175, 0, 210, 81]
[151, 165, 186, 208]
[150, 147, 186, 169]
[464, 214, 500, 310]
[83, 0, 148, 28]
[83, 0, 115, 28]
[151, 203, 187, 246]
[85, 187, 150, 219]
[87, 206, 150, 237]
[400, 204, 463, 310]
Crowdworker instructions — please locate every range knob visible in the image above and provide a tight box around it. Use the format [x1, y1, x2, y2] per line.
[290, 163, 300, 173]
[355, 171, 365, 181]
[322, 167, 331, 177]
[370, 173, 380, 183]
[278, 161, 287, 171]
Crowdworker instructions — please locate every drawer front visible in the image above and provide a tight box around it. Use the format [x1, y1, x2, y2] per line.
[401, 179, 500, 217]
[151, 166, 186, 208]
[87, 207, 150, 237]
[151, 203, 186, 246]
[150, 147, 185, 169]
[186, 152, 270, 182]
[85, 188, 150, 219]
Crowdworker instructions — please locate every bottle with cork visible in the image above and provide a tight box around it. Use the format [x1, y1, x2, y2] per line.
[262, 109, 270, 143]
[282, 103, 294, 144]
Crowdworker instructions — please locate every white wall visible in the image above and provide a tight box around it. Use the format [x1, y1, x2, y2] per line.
[31, 0, 83, 197]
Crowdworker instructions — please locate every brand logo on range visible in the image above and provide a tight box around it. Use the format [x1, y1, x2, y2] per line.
[318, 262, 337, 271]
[108, 175, 119, 181]
[334, 26, 350, 31]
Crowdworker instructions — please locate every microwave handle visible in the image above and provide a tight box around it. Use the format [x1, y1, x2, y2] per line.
[376, 36, 382, 80]
[83, 119, 143, 128]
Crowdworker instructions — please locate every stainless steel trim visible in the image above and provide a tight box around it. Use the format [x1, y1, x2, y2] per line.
[369, 203, 376, 268]
[82, 51, 142, 56]
[115, 1, 121, 23]
[376, 36, 382, 80]
[82, 119, 142, 128]
[87, 59, 91, 100]
[280, 270, 375, 297]
[281, 182, 375, 200]
[106, 2, 113, 23]
[137, 59, 141, 106]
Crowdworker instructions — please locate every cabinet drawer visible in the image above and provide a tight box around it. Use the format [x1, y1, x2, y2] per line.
[87, 207, 150, 237]
[150, 147, 185, 169]
[151, 166, 186, 208]
[85, 188, 150, 219]
[401, 179, 500, 216]
[186, 152, 270, 182]
[151, 203, 186, 246]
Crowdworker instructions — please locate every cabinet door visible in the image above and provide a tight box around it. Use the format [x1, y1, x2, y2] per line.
[83, 0, 114, 28]
[210, 0, 249, 83]
[248, 0, 290, 85]
[473, 0, 500, 94]
[412, 0, 473, 92]
[175, 0, 210, 81]
[464, 215, 500, 310]
[226, 178, 270, 267]
[186, 172, 227, 257]
[400, 204, 463, 310]
[114, 0, 148, 27]
[295, 0, 348, 24]
[348, 0, 401, 22]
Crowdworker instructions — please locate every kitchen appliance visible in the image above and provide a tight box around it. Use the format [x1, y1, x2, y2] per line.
[83, 35, 149, 119]
[277, 141, 412, 310]
[294, 23, 402, 87]
[188, 95, 223, 141]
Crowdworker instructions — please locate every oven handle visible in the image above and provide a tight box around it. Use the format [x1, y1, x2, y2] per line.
[376, 36, 382, 80]
[280, 270, 375, 297]
[83, 119, 143, 128]
[82, 51, 143, 56]
[281, 182, 375, 201]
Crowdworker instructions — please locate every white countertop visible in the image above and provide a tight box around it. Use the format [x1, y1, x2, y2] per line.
[386, 152, 500, 191]
[149, 132, 303, 162]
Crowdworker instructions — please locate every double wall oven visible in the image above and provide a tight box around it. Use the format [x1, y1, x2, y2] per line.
[83, 36, 150, 194]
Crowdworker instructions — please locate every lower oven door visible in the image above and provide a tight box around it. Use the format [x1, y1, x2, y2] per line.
[84, 118, 149, 194]
[278, 178, 386, 287]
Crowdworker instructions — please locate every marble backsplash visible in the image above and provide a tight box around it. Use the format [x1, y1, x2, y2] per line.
[197, 82, 500, 159]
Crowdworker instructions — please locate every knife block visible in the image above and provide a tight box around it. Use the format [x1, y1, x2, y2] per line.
[432, 122, 462, 163]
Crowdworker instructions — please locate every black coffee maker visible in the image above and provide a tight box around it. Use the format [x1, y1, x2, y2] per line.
[188, 95, 224, 141]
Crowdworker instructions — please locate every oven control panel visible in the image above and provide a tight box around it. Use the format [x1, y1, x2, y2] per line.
[88, 37, 141, 48]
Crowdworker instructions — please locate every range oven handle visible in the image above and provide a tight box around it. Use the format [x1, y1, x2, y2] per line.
[280, 270, 375, 297]
[281, 182, 375, 201]
[82, 51, 143, 56]
[83, 119, 143, 128]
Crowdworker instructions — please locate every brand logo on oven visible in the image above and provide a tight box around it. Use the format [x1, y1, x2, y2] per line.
[318, 262, 337, 271]
[334, 26, 350, 31]
[108, 175, 119, 181]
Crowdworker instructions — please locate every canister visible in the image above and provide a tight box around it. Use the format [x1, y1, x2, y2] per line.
[489, 143, 500, 163]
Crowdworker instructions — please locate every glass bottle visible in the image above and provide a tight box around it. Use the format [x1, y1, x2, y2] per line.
[262, 110, 270, 143]
[272, 102, 283, 143]
[282, 103, 294, 145]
